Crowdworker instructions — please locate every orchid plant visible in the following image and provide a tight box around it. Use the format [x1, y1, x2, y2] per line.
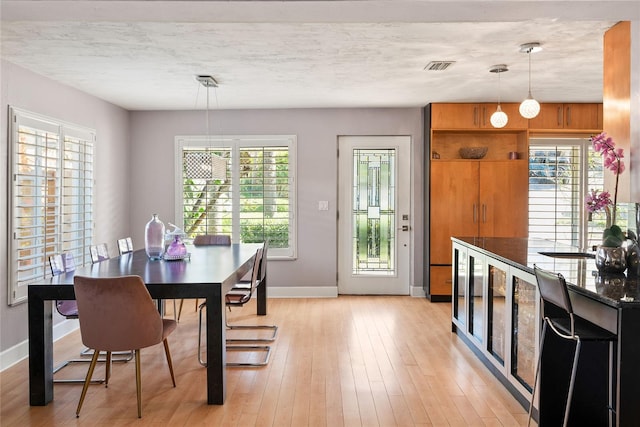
[585, 132, 626, 247]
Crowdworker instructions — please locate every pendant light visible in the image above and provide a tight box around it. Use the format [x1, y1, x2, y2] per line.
[519, 42, 542, 119]
[184, 75, 227, 181]
[489, 64, 509, 128]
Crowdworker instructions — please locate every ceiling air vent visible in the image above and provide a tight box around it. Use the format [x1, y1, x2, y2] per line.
[424, 61, 456, 71]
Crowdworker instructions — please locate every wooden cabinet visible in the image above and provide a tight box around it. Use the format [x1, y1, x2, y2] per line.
[430, 161, 528, 266]
[431, 103, 528, 130]
[429, 265, 453, 297]
[528, 103, 602, 130]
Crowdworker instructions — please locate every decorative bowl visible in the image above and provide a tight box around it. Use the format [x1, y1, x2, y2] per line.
[459, 146, 488, 159]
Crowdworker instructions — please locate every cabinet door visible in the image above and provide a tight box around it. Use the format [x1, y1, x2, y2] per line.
[478, 161, 528, 238]
[430, 161, 479, 264]
[452, 244, 468, 327]
[468, 249, 486, 342]
[487, 258, 509, 366]
[510, 269, 537, 391]
[479, 103, 529, 129]
[528, 103, 564, 129]
[563, 103, 601, 129]
[429, 265, 452, 296]
[431, 103, 480, 129]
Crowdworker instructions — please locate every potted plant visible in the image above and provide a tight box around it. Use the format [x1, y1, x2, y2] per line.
[585, 132, 630, 273]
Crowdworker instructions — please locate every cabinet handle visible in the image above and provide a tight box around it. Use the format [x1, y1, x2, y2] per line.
[482, 106, 487, 127]
[566, 106, 571, 126]
[482, 204, 487, 223]
[473, 106, 478, 126]
[473, 203, 477, 223]
[557, 106, 562, 127]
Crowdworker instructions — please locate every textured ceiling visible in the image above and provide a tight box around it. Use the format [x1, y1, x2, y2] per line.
[2, 1, 638, 111]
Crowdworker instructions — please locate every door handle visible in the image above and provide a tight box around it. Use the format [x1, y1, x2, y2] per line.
[398, 225, 410, 231]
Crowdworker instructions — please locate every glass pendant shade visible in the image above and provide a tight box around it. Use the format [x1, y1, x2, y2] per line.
[490, 105, 508, 128]
[519, 94, 540, 119]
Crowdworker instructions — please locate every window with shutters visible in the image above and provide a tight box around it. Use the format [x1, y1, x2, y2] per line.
[8, 107, 94, 305]
[176, 135, 296, 259]
[528, 137, 629, 250]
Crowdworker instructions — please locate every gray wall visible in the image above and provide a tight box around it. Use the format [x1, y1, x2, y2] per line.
[129, 109, 424, 291]
[1, 61, 131, 354]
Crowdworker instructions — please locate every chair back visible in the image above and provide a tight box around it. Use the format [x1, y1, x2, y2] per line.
[50, 253, 79, 317]
[534, 265, 573, 315]
[90, 243, 110, 263]
[193, 234, 231, 246]
[117, 237, 133, 255]
[257, 240, 269, 285]
[248, 247, 264, 293]
[73, 275, 164, 352]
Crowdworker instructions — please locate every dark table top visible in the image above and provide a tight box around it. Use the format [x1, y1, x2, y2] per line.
[452, 236, 640, 308]
[47, 243, 262, 287]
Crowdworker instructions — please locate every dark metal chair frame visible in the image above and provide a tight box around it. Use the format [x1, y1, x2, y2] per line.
[528, 265, 616, 427]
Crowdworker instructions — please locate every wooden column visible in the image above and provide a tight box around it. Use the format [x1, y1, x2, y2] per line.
[603, 21, 631, 202]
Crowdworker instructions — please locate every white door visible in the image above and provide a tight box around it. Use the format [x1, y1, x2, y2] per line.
[338, 136, 411, 295]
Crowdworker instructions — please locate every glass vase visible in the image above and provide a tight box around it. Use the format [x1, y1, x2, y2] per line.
[145, 214, 166, 260]
[595, 245, 627, 274]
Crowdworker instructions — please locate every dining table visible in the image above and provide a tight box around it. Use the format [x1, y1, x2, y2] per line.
[28, 242, 264, 406]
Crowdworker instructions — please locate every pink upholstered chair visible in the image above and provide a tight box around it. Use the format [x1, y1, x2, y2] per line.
[193, 234, 231, 246]
[73, 275, 177, 418]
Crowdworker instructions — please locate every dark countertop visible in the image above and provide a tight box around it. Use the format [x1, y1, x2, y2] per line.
[452, 236, 640, 308]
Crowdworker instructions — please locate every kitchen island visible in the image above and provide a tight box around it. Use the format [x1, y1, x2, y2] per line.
[451, 236, 640, 426]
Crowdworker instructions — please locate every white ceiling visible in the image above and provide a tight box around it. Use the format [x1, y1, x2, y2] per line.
[1, 1, 638, 111]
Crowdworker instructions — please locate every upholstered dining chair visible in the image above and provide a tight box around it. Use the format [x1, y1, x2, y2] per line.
[117, 237, 133, 255]
[198, 245, 274, 367]
[49, 254, 103, 384]
[73, 275, 177, 418]
[89, 243, 109, 263]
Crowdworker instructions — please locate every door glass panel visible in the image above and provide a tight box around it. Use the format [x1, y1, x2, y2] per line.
[469, 254, 484, 341]
[351, 149, 395, 276]
[511, 275, 536, 391]
[453, 247, 467, 326]
[488, 264, 507, 365]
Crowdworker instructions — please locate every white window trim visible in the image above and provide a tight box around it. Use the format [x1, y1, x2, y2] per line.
[8, 106, 95, 305]
[174, 134, 297, 259]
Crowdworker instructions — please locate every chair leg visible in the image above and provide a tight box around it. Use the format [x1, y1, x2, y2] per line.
[76, 349, 101, 417]
[199, 302, 273, 367]
[163, 339, 176, 387]
[198, 302, 207, 367]
[226, 345, 272, 367]
[177, 299, 184, 321]
[105, 352, 112, 387]
[528, 321, 548, 427]
[135, 349, 142, 418]
[563, 339, 581, 427]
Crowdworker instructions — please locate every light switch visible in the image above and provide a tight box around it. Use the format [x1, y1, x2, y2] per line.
[318, 201, 329, 211]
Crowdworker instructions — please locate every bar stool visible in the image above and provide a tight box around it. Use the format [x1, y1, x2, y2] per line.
[528, 265, 616, 427]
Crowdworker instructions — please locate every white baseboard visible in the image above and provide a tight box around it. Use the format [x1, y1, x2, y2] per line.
[0, 318, 79, 372]
[267, 286, 338, 298]
[268, 286, 425, 298]
[410, 285, 426, 297]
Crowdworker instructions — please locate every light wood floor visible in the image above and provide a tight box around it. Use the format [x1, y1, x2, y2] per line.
[1, 296, 532, 426]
